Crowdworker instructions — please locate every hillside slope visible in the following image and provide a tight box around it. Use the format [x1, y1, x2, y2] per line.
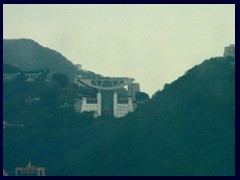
[3, 56, 235, 176]
[3, 39, 100, 80]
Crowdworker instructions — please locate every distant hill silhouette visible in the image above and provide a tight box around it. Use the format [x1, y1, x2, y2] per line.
[3, 39, 101, 80]
[3, 56, 235, 176]
[3, 64, 22, 73]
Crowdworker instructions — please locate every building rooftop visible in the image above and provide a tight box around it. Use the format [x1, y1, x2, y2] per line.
[76, 77, 134, 90]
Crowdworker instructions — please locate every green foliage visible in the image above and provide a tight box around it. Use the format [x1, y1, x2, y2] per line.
[135, 91, 149, 102]
[52, 73, 69, 88]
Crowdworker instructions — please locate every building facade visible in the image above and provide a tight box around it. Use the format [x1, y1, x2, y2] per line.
[128, 83, 140, 101]
[224, 44, 235, 57]
[3, 73, 20, 81]
[15, 162, 45, 176]
[25, 72, 42, 82]
[74, 93, 101, 117]
[3, 72, 42, 82]
[74, 77, 135, 118]
[113, 93, 133, 117]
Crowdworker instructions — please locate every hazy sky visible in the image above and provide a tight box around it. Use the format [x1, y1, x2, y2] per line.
[3, 4, 235, 96]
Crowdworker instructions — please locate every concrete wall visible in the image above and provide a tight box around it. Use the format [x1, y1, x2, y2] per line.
[114, 92, 134, 118]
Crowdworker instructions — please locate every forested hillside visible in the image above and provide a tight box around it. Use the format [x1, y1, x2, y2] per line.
[3, 56, 235, 176]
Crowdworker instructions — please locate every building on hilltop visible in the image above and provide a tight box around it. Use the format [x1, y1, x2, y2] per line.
[224, 44, 235, 57]
[15, 162, 45, 176]
[25, 72, 42, 82]
[74, 77, 136, 118]
[128, 83, 140, 101]
[3, 72, 42, 82]
[3, 72, 20, 81]
[3, 169, 8, 176]
[75, 64, 82, 71]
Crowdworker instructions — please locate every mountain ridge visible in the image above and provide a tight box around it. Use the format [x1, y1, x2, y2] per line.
[3, 38, 101, 81]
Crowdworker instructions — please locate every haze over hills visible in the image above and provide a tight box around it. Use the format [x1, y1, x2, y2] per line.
[3, 39, 101, 80]
[3, 55, 235, 176]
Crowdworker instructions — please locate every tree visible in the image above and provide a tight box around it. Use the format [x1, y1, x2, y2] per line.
[135, 92, 150, 103]
[52, 73, 69, 88]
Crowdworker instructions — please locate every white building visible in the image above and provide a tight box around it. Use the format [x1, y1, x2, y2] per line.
[74, 77, 135, 118]
[3, 72, 20, 81]
[75, 64, 82, 71]
[224, 44, 235, 57]
[3, 72, 42, 82]
[25, 72, 42, 82]
[113, 93, 133, 118]
[74, 93, 101, 118]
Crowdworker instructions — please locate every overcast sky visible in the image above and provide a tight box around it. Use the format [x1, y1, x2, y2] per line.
[3, 4, 235, 96]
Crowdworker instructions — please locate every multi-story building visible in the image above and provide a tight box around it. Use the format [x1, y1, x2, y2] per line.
[128, 83, 140, 101]
[75, 93, 101, 117]
[25, 72, 42, 82]
[3, 72, 42, 82]
[75, 64, 82, 71]
[15, 162, 45, 176]
[224, 44, 235, 57]
[3, 169, 8, 176]
[3, 72, 20, 81]
[74, 77, 135, 118]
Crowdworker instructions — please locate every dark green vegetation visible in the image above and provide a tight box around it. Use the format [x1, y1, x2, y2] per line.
[3, 39, 101, 81]
[135, 91, 150, 103]
[3, 64, 23, 73]
[3, 57, 235, 176]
